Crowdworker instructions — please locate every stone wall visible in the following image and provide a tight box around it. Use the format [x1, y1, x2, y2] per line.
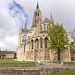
[0, 67, 70, 75]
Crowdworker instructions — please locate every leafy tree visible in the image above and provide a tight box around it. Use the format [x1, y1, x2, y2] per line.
[47, 23, 70, 63]
[0, 53, 6, 58]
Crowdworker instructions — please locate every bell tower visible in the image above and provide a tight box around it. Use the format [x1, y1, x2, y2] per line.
[32, 2, 42, 28]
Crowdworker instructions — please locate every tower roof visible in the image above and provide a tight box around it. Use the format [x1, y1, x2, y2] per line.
[36, 1, 39, 9]
[35, 2, 40, 12]
[50, 13, 54, 24]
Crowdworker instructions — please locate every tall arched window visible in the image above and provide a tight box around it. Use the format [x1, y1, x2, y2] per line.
[24, 45, 25, 52]
[38, 13, 39, 16]
[22, 35, 27, 42]
[41, 26, 42, 32]
[37, 40, 39, 49]
[47, 25, 48, 30]
[29, 41, 30, 50]
[32, 40, 34, 49]
[40, 38, 43, 48]
[44, 24, 46, 31]
[45, 37, 48, 48]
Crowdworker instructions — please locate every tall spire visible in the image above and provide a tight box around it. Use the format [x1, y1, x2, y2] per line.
[36, 1, 39, 9]
[50, 13, 54, 24]
[24, 22, 27, 29]
[50, 13, 53, 19]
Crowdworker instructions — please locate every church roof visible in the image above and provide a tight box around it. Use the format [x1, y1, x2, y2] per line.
[24, 22, 27, 29]
[22, 29, 30, 33]
[43, 18, 49, 23]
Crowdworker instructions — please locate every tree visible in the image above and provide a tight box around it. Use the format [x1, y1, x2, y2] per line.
[0, 53, 6, 58]
[47, 23, 69, 63]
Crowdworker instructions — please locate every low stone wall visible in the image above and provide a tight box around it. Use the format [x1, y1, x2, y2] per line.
[0, 67, 70, 75]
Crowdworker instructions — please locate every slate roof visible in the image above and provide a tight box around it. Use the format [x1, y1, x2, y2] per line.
[0, 51, 15, 54]
[43, 18, 49, 23]
[22, 29, 30, 33]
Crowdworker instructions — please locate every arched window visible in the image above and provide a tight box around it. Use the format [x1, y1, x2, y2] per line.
[40, 38, 43, 48]
[35, 19, 36, 23]
[44, 24, 46, 31]
[24, 45, 25, 52]
[37, 40, 39, 49]
[38, 13, 39, 16]
[41, 26, 42, 32]
[22, 35, 27, 42]
[29, 41, 30, 50]
[45, 37, 48, 48]
[47, 25, 48, 30]
[32, 40, 34, 49]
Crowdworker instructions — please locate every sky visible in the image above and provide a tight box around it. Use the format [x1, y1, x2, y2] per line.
[0, 0, 75, 51]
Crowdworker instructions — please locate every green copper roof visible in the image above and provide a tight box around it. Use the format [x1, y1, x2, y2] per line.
[34, 2, 40, 12]
[35, 8, 40, 12]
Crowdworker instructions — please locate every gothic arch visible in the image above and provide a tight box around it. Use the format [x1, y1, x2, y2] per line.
[40, 38, 43, 48]
[31, 40, 34, 50]
[44, 37, 48, 48]
[35, 38, 39, 49]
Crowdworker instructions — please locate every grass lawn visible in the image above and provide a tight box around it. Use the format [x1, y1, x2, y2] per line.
[63, 62, 75, 65]
[53, 62, 75, 65]
[50, 70, 75, 75]
[0, 59, 36, 67]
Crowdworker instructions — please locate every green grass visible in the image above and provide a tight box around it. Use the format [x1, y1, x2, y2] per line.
[50, 70, 75, 75]
[53, 62, 75, 65]
[63, 62, 75, 65]
[0, 59, 36, 67]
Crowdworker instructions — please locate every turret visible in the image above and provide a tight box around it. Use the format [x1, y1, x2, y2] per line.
[50, 13, 54, 24]
[20, 24, 22, 33]
[24, 22, 27, 29]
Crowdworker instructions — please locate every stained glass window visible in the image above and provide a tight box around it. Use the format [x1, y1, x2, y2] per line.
[22, 35, 27, 42]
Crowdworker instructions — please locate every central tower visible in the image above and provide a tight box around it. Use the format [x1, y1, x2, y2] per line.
[32, 2, 42, 28]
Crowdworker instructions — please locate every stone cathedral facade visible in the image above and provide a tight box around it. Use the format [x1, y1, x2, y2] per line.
[17, 3, 71, 61]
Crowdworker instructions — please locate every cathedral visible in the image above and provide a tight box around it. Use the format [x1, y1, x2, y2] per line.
[17, 2, 71, 62]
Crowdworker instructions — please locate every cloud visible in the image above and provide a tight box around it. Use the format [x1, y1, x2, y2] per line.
[9, 0, 29, 27]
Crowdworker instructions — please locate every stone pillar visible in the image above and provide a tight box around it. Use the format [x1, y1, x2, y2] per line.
[30, 40, 31, 50]
[33, 38, 36, 61]
[43, 37, 45, 60]
[68, 50, 71, 61]
[43, 37, 45, 49]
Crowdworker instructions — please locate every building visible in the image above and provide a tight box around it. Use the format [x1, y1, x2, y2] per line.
[0, 50, 16, 59]
[17, 2, 71, 62]
[70, 43, 75, 61]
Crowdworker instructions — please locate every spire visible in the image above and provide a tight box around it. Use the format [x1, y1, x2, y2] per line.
[20, 24, 22, 33]
[36, 1, 39, 9]
[20, 24, 22, 29]
[50, 13, 54, 24]
[50, 13, 53, 19]
[24, 22, 27, 29]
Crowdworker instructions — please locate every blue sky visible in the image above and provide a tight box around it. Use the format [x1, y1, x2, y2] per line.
[9, 0, 29, 28]
[0, 0, 75, 51]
